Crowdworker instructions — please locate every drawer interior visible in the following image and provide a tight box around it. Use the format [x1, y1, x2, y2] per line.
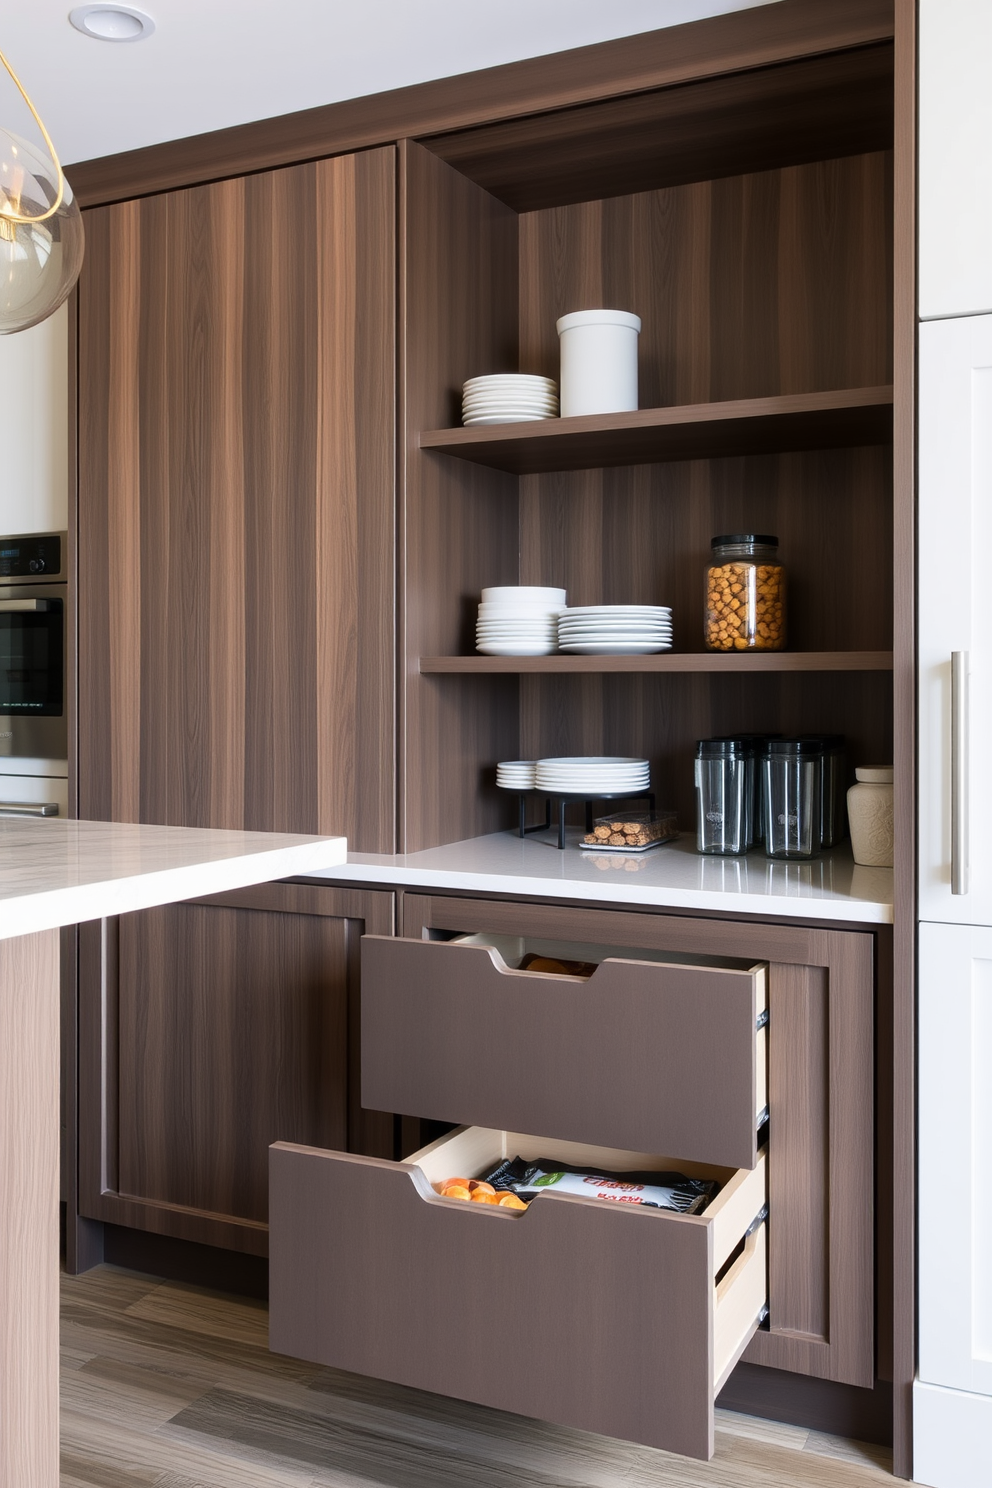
[408, 1124, 766, 1283]
[447, 929, 766, 986]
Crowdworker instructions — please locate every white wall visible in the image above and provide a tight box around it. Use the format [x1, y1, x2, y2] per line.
[0, 304, 69, 536]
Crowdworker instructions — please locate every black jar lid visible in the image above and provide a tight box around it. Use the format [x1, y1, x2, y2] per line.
[710, 735, 755, 755]
[712, 732, 782, 748]
[797, 732, 846, 750]
[763, 738, 822, 757]
[696, 738, 749, 757]
[711, 533, 778, 548]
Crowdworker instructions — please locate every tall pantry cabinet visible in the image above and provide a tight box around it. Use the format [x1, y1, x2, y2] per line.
[72, 149, 397, 1259]
[916, 4, 992, 1487]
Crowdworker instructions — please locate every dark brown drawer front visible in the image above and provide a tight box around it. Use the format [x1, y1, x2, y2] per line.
[361, 935, 765, 1169]
[269, 1131, 766, 1461]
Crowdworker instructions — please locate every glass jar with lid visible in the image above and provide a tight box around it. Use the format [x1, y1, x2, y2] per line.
[704, 534, 786, 652]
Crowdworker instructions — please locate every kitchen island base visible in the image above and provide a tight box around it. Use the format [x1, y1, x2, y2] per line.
[0, 929, 59, 1488]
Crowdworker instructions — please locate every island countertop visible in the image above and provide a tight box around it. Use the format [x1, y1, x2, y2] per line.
[0, 818, 346, 940]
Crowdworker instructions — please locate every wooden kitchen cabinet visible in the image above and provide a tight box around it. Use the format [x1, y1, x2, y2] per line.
[72, 145, 398, 1258]
[77, 884, 394, 1255]
[77, 146, 396, 853]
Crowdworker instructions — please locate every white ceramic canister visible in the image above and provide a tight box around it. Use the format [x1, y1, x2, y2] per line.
[847, 766, 894, 867]
[556, 309, 641, 417]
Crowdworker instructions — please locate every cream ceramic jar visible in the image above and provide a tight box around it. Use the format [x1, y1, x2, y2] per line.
[847, 766, 894, 867]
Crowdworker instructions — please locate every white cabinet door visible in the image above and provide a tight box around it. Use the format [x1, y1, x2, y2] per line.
[918, 922, 992, 1397]
[919, 0, 992, 319]
[919, 316, 992, 924]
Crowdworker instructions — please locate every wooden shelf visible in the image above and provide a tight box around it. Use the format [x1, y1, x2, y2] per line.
[419, 386, 894, 475]
[420, 651, 894, 675]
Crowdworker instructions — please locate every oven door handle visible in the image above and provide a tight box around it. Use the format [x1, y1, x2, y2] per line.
[0, 801, 60, 817]
[0, 599, 53, 612]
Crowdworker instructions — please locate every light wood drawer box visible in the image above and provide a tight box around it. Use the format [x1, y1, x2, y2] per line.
[360, 933, 767, 1170]
[269, 1126, 767, 1461]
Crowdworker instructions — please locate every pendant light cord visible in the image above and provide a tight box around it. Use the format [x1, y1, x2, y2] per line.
[0, 47, 65, 224]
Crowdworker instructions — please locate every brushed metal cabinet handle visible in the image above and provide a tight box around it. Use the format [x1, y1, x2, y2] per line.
[0, 801, 59, 817]
[952, 650, 970, 895]
[0, 599, 52, 612]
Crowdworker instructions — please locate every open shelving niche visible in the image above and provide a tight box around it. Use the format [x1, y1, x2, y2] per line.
[400, 37, 896, 855]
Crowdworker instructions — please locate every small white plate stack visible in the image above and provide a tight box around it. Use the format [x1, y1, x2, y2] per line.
[557, 605, 673, 655]
[476, 586, 566, 657]
[462, 374, 559, 425]
[496, 760, 537, 790]
[533, 756, 650, 795]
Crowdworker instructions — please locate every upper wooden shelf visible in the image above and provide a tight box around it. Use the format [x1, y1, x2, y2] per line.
[420, 652, 894, 675]
[419, 386, 894, 476]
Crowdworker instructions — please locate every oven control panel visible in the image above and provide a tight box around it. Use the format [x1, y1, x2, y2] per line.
[0, 533, 66, 582]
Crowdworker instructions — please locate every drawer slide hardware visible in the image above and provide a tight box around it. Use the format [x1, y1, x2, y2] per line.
[756, 1008, 768, 1031]
[746, 1203, 769, 1237]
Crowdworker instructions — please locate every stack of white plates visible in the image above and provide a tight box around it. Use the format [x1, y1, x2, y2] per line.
[496, 760, 537, 790]
[557, 605, 673, 655]
[534, 757, 650, 795]
[476, 586, 566, 657]
[463, 374, 559, 426]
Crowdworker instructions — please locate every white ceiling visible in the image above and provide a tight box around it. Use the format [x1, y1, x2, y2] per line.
[0, 0, 778, 168]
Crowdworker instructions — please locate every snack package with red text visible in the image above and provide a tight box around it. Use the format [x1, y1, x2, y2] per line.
[479, 1156, 716, 1214]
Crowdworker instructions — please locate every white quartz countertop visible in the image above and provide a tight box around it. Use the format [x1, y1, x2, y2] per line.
[304, 831, 893, 924]
[0, 819, 346, 940]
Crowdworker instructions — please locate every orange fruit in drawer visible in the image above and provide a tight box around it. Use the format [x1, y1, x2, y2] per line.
[467, 1180, 496, 1195]
[439, 1177, 470, 1194]
[440, 1183, 471, 1201]
[497, 1193, 528, 1210]
[471, 1189, 500, 1204]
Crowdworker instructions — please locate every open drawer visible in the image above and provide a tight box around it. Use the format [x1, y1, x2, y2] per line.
[269, 1126, 767, 1460]
[361, 933, 767, 1169]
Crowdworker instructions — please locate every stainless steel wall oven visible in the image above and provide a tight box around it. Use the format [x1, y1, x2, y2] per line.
[0, 532, 68, 816]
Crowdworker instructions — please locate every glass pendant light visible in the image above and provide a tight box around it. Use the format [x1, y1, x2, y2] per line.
[0, 49, 84, 335]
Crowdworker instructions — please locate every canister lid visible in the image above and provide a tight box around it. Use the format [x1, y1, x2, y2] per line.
[696, 738, 747, 757]
[556, 309, 642, 334]
[710, 735, 756, 755]
[763, 738, 822, 756]
[711, 533, 778, 548]
[798, 732, 845, 750]
[854, 766, 893, 783]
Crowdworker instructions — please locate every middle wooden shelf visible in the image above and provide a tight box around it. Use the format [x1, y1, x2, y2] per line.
[419, 386, 894, 475]
[420, 651, 894, 674]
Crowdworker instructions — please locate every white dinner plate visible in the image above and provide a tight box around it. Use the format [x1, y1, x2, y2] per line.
[537, 757, 649, 767]
[464, 375, 556, 389]
[558, 641, 673, 654]
[560, 607, 672, 618]
[558, 623, 673, 633]
[477, 642, 556, 655]
[464, 414, 557, 425]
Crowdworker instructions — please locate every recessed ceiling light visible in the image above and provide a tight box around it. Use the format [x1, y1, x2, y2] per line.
[69, 5, 156, 42]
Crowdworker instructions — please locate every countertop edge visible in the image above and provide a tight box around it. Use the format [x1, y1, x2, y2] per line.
[0, 836, 347, 941]
[304, 856, 894, 925]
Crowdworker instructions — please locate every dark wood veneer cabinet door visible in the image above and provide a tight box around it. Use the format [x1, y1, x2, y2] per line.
[77, 885, 394, 1254]
[78, 148, 396, 851]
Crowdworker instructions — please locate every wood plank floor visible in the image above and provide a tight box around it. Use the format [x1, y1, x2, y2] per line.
[60, 1266, 896, 1487]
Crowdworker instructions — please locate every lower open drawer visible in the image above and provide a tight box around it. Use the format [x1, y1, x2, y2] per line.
[269, 1126, 767, 1460]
